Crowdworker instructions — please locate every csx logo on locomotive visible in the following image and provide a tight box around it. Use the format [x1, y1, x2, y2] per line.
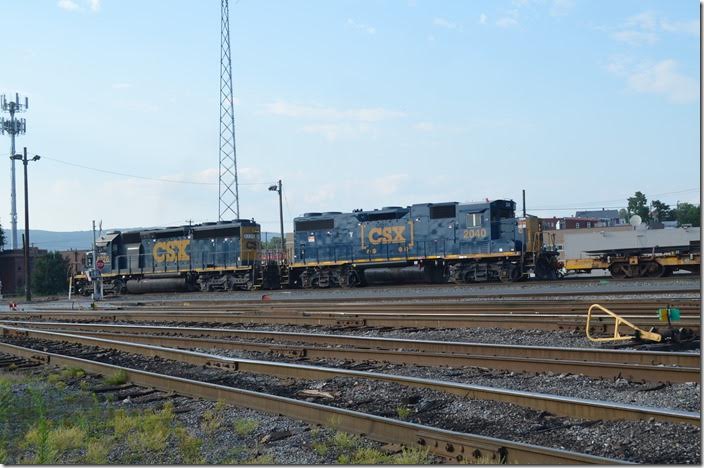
[368, 226, 406, 244]
[153, 239, 190, 262]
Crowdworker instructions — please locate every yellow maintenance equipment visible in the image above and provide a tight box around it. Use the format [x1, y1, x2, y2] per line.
[586, 304, 662, 343]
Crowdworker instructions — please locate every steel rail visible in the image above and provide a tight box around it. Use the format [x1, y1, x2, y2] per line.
[57, 298, 703, 315]
[0, 341, 627, 464]
[1, 311, 698, 333]
[120, 284, 700, 307]
[0, 326, 697, 427]
[4, 324, 698, 385]
[3, 320, 698, 368]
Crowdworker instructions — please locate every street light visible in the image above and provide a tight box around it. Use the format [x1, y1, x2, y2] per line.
[268, 180, 285, 256]
[11, 147, 40, 301]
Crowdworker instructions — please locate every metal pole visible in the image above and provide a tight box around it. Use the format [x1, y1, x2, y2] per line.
[22, 147, 30, 301]
[9, 105, 17, 250]
[522, 189, 526, 218]
[92, 220, 97, 300]
[278, 180, 285, 253]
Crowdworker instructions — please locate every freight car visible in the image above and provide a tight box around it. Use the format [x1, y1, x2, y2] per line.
[73, 219, 283, 295]
[288, 199, 560, 288]
[564, 242, 701, 278]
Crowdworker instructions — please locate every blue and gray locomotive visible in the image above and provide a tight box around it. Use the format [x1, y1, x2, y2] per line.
[289, 199, 558, 288]
[73, 219, 275, 294]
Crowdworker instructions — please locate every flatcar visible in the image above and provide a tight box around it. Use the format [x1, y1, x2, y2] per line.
[73, 219, 283, 295]
[288, 199, 560, 288]
[564, 243, 701, 278]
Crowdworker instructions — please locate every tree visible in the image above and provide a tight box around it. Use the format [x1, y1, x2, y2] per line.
[627, 191, 650, 222]
[672, 203, 700, 227]
[32, 252, 70, 295]
[650, 200, 672, 223]
[0, 222, 5, 251]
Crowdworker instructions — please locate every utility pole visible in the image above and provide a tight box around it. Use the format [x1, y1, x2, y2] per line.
[11, 147, 39, 301]
[269, 180, 285, 253]
[1, 93, 28, 250]
[91, 220, 103, 301]
[218, 0, 240, 220]
[522, 189, 526, 218]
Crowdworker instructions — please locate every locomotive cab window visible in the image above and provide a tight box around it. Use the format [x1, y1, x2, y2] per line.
[466, 213, 484, 227]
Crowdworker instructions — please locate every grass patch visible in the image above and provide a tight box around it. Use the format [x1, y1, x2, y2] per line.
[312, 441, 329, 457]
[175, 427, 205, 464]
[331, 431, 360, 450]
[233, 418, 258, 437]
[395, 406, 412, 419]
[243, 453, 275, 464]
[103, 370, 128, 386]
[82, 439, 109, 464]
[392, 447, 431, 464]
[200, 408, 222, 434]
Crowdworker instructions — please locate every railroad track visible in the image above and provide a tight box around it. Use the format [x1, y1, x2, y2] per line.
[120, 298, 701, 314]
[2, 321, 699, 384]
[0, 338, 627, 464]
[2, 309, 698, 333]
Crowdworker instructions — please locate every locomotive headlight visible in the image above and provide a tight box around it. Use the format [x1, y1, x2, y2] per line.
[499, 248, 503, 252]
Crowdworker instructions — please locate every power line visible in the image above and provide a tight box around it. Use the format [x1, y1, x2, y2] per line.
[41, 155, 271, 186]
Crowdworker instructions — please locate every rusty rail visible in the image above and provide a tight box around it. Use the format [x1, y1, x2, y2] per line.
[0, 340, 628, 464]
[0, 326, 700, 427]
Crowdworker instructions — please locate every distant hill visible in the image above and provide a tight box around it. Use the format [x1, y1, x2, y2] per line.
[2, 229, 283, 252]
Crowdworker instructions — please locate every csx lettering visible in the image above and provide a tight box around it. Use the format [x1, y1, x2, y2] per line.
[463, 228, 487, 239]
[368, 226, 406, 244]
[153, 240, 190, 263]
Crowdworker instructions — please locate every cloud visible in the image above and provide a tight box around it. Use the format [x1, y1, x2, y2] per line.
[610, 11, 699, 46]
[496, 17, 518, 28]
[549, 0, 575, 17]
[347, 18, 376, 35]
[58, 0, 80, 11]
[607, 57, 697, 104]
[627, 59, 698, 103]
[263, 101, 406, 122]
[625, 11, 657, 31]
[413, 122, 435, 132]
[479, 13, 487, 25]
[432, 17, 457, 30]
[57, 0, 101, 13]
[660, 19, 699, 36]
[611, 30, 658, 46]
[111, 83, 131, 90]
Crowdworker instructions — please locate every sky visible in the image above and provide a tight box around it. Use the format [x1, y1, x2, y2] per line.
[0, 0, 700, 237]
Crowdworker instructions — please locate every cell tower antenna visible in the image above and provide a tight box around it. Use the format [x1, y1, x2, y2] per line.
[0, 93, 28, 250]
[219, 0, 240, 220]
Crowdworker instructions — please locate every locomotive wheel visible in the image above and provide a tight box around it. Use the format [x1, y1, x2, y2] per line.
[499, 265, 521, 283]
[609, 263, 628, 279]
[645, 261, 665, 278]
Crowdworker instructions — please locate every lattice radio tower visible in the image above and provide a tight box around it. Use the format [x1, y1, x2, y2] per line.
[219, 0, 240, 220]
[0, 93, 28, 250]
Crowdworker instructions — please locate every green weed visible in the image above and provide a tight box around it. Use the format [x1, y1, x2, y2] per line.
[82, 439, 110, 464]
[331, 431, 359, 450]
[175, 427, 204, 464]
[103, 370, 128, 386]
[395, 406, 412, 419]
[233, 418, 258, 437]
[392, 447, 431, 464]
[243, 453, 275, 464]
